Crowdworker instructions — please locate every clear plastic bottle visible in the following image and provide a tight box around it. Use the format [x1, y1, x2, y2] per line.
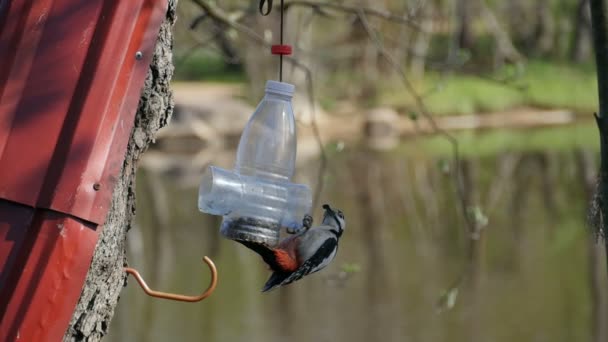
[235, 81, 297, 180]
[198, 81, 312, 246]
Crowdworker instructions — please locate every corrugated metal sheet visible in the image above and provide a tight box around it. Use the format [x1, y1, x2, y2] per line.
[0, 0, 166, 224]
[0, 209, 99, 341]
[0, 0, 167, 340]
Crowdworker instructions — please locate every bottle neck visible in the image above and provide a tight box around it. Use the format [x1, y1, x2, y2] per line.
[264, 92, 293, 102]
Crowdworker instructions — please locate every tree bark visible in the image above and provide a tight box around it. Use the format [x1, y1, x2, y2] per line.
[570, 0, 592, 62]
[460, 159, 484, 342]
[455, 0, 475, 51]
[480, 1, 523, 68]
[62, 1, 177, 341]
[529, 0, 555, 56]
[409, 3, 433, 78]
[576, 149, 608, 342]
[590, 0, 608, 273]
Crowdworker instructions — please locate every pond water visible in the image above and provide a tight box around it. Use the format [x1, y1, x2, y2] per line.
[107, 126, 606, 342]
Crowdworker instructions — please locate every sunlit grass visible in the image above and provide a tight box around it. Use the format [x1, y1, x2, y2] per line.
[415, 75, 523, 115]
[520, 61, 598, 112]
[171, 52, 599, 116]
[402, 122, 598, 157]
[379, 61, 598, 116]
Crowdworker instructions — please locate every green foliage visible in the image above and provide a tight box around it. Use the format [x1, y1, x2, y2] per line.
[467, 206, 489, 227]
[550, 218, 587, 255]
[436, 286, 459, 313]
[407, 111, 419, 121]
[340, 263, 361, 274]
[437, 158, 451, 174]
[173, 52, 246, 82]
[319, 97, 338, 112]
[326, 140, 346, 154]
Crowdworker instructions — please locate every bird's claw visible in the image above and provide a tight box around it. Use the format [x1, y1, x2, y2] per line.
[303, 214, 313, 229]
[286, 226, 301, 234]
[286, 214, 313, 234]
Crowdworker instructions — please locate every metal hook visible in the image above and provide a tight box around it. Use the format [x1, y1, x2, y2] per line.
[259, 0, 273, 15]
[124, 256, 218, 302]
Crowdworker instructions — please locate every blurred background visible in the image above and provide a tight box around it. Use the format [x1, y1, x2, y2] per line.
[107, 0, 607, 341]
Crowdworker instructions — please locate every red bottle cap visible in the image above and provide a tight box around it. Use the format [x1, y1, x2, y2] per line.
[271, 45, 292, 55]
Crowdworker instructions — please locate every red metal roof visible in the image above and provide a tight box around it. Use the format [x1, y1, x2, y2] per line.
[0, 0, 166, 224]
[0, 0, 167, 340]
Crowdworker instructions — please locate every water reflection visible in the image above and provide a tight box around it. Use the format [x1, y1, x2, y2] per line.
[108, 145, 605, 342]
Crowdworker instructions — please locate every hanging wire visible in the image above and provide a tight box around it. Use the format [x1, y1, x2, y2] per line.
[279, 0, 284, 81]
[260, 0, 287, 82]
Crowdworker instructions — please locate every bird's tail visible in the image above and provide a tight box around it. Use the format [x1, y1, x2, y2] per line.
[262, 272, 290, 292]
[238, 240, 298, 292]
[238, 241, 278, 266]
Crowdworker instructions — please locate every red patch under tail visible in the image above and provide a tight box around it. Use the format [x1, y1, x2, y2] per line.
[273, 249, 299, 272]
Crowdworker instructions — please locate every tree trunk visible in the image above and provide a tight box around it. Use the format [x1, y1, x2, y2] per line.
[62, 1, 177, 341]
[409, 3, 433, 78]
[588, 4, 608, 340]
[589, 0, 608, 277]
[480, 1, 523, 68]
[576, 149, 608, 342]
[214, 22, 242, 71]
[570, 0, 592, 62]
[455, 0, 475, 51]
[241, 3, 274, 100]
[461, 159, 484, 342]
[505, 0, 533, 48]
[529, 0, 555, 56]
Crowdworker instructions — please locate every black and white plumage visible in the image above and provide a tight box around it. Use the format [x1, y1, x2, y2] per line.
[240, 204, 345, 292]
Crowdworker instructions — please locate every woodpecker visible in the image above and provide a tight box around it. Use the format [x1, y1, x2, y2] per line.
[239, 204, 345, 292]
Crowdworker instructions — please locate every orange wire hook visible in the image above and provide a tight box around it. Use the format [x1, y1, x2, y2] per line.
[124, 256, 218, 302]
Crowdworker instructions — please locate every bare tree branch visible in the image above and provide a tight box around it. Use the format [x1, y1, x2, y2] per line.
[189, 2, 479, 303]
[190, 0, 329, 208]
[355, 10, 474, 234]
[284, 0, 422, 29]
[355, 9, 482, 310]
[191, 0, 262, 41]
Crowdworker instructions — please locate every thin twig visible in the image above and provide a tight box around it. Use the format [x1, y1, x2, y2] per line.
[284, 0, 422, 30]
[191, 0, 474, 231]
[191, 0, 475, 245]
[356, 10, 474, 234]
[175, 38, 215, 68]
[186, 29, 241, 65]
[300, 61, 327, 209]
[190, 0, 329, 207]
[356, 10, 481, 309]
[192, 0, 265, 43]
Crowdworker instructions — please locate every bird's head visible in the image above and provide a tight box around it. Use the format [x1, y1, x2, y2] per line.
[322, 204, 345, 237]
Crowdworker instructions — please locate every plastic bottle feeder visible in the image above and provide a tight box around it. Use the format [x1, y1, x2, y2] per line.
[198, 81, 312, 246]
